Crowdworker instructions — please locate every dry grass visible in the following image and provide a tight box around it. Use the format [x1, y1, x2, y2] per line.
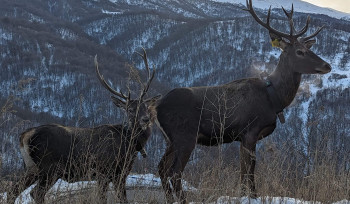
[181, 144, 350, 204]
[1, 140, 350, 204]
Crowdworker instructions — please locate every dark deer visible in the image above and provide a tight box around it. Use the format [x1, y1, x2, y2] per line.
[7, 50, 160, 204]
[154, 0, 331, 203]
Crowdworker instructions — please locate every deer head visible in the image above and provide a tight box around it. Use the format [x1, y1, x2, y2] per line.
[94, 49, 160, 130]
[245, 0, 331, 74]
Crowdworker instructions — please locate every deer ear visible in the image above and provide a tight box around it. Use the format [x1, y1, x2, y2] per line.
[144, 94, 161, 105]
[304, 39, 316, 49]
[111, 96, 126, 109]
[278, 40, 289, 50]
[269, 33, 289, 50]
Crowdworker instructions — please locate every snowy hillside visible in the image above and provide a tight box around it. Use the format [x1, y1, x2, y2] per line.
[213, 0, 350, 19]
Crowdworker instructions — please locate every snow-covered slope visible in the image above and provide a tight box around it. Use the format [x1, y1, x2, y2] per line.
[213, 0, 350, 19]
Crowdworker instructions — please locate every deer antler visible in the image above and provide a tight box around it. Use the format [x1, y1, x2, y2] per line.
[95, 49, 155, 103]
[301, 25, 325, 42]
[282, 4, 295, 36]
[244, 0, 291, 40]
[245, 0, 321, 42]
[94, 55, 130, 103]
[135, 48, 155, 101]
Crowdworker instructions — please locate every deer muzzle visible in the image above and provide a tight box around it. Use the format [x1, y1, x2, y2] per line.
[316, 63, 332, 74]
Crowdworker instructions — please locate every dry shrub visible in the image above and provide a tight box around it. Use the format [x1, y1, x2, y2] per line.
[2, 133, 350, 203]
[181, 141, 350, 203]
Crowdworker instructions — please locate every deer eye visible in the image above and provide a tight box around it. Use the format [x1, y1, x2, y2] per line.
[296, 50, 305, 56]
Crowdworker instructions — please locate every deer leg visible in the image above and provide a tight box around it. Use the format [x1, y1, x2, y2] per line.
[105, 165, 127, 204]
[30, 175, 56, 204]
[113, 154, 136, 203]
[158, 137, 195, 204]
[111, 173, 127, 204]
[240, 134, 257, 198]
[170, 139, 196, 204]
[157, 107, 198, 203]
[171, 172, 186, 204]
[7, 171, 37, 204]
[158, 145, 176, 203]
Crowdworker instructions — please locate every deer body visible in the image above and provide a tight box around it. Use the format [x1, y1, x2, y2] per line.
[155, 1, 331, 203]
[20, 123, 149, 180]
[7, 50, 160, 204]
[13, 123, 149, 203]
[157, 78, 276, 146]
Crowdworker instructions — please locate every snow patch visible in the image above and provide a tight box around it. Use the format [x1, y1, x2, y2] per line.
[0, 28, 13, 42]
[1, 174, 196, 203]
[206, 196, 339, 204]
[58, 28, 77, 40]
[102, 9, 123, 15]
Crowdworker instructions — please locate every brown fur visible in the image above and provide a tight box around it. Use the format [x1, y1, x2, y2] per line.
[19, 128, 35, 148]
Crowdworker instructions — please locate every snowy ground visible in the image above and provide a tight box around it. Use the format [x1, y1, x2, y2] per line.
[205, 196, 350, 204]
[1, 173, 349, 204]
[0, 174, 195, 203]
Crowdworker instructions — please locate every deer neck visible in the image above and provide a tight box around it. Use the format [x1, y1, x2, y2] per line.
[268, 53, 302, 109]
[133, 125, 151, 151]
[127, 124, 151, 141]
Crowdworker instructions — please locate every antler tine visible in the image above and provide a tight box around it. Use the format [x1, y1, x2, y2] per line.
[94, 55, 129, 102]
[141, 70, 155, 100]
[135, 48, 156, 100]
[302, 25, 325, 41]
[244, 0, 291, 40]
[282, 4, 294, 18]
[136, 48, 151, 80]
[120, 89, 130, 104]
[266, 6, 271, 26]
[244, 0, 250, 11]
[246, 0, 320, 42]
[294, 16, 311, 38]
[282, 4, 295, 36]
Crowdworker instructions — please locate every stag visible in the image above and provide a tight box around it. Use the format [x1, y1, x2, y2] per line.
[7, 50, 160, 204]
[154, 0, 331, 203]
